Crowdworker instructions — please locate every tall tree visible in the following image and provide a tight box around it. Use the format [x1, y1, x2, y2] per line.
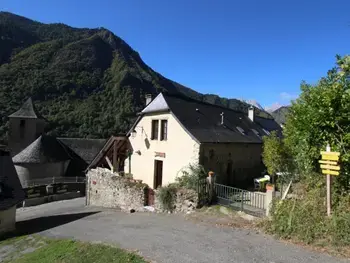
[284, 56, 350, 191]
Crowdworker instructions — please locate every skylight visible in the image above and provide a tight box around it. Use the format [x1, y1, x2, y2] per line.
[251, 129, 260, 138]
[263, 129, 271, 135]
[236, 126, 245, 135]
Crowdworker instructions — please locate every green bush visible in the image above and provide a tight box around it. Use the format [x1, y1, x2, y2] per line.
[176, 164, 207, 190]
[157, 185, 177, 211]
[265, 181, 350, 246]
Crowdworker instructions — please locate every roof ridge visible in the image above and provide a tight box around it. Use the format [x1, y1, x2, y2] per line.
[57, 137, 106, 140]
[162, 92, 273, 119]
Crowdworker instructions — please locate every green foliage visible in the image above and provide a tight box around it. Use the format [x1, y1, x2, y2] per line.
[157, 185, 177, 211]
[263, 56, 350, 247]
[263, 132, 290, 175]
[284, 55, 350, 191]
[266, 184, 328, 243]
[266, 181, 350, 246]
[176, 164, 207, 190]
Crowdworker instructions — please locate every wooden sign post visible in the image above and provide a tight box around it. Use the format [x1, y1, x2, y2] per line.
[319, 145, 340, 217]
[325, 144, 332, 217]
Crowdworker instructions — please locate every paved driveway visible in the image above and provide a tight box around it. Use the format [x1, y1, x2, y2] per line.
[15, 198, 347, 263]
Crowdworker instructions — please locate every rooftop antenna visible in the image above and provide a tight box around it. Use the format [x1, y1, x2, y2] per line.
[220, 112, 224, 125]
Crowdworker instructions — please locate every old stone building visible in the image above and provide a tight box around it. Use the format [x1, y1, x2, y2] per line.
[12, 135, 71, 187]
[125, 93, 282, 188]
[8, 98, 106, 186]
[8, 98, 45, 156]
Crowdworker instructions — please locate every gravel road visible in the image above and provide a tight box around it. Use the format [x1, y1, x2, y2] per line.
[15, 198, 348, 263]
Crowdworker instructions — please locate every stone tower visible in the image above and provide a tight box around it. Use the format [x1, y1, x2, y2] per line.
[8, 98, 45, 156]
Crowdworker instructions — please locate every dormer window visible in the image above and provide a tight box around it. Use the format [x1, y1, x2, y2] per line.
[236, 126, 245, 135]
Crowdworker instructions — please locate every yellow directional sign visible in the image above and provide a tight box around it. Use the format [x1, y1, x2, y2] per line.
[321, 154, 339, 161]
[320, 164, 340, 171]
[320, 151, 340, 156]
[319, 160, 338, 165]
[322, 170, 339, 176]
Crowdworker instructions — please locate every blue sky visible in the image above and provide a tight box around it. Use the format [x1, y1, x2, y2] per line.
[1, 0, 350, 109]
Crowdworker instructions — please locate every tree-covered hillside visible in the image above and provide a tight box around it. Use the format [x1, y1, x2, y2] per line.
[270, 106, 291, 125]
[0, 12, 273, 142]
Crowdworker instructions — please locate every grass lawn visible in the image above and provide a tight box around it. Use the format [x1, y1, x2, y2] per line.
[0, 235, 147, 263]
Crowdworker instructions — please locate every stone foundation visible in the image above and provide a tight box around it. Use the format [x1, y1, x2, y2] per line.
[87, 168, 148, 212]
[155, 187, 199, 213]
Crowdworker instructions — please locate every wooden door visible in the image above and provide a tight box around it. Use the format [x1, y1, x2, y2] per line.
[154, 160, 163, 189]
[148, 188, 155, 206]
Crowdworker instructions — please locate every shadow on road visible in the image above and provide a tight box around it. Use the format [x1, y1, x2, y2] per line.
[1, 211, 99, 241]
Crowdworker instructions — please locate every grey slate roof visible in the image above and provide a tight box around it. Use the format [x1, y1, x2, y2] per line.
[57, 138, 107, 163]
[12, 135, 70, 164]
[8, 98, 39, 119]
[135, 93, 282, 143]
[254, 116, 283, 136]
[0, 150, 25, 211]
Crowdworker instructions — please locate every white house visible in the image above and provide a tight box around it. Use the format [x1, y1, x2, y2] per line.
[125, 93, 282, 189]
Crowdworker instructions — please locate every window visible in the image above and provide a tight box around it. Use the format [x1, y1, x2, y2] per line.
[151, 120, 159, 140]
[262, 128, 271, 135]
[160, 120, 168, 141]
[20, 119, 26, 139]
[236, 126, 245, 135]
[251, 129, 261, 138]
[209, 149, 215, 160]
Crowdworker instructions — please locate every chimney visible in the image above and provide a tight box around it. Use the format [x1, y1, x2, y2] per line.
[145, 94, 152, 106]
[248, 106, 254, 122]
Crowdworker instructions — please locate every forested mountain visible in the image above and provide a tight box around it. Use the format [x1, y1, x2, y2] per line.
[270, 106, 291, 125]
[0, 12, 273, 142]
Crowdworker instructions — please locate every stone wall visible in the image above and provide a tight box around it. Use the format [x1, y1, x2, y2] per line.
[87, 168, 148, 211]
[155, 187, 199, 213]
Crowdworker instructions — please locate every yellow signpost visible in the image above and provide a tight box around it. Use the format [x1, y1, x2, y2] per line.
[319, 145, 341, 216]
[322, 170, 340, 176]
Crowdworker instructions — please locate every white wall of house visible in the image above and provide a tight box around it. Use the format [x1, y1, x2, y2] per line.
[0, 206, 16, 235]
[125, 112, 200, 188]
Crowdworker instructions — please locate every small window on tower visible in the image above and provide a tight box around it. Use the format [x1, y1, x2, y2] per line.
[20, 119, 25, 139]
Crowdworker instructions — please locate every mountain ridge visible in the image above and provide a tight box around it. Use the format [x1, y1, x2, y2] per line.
[0, 12, 273, 142]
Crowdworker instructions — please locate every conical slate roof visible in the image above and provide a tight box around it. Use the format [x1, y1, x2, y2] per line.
[0, 150, 25, 211]
[12, 136, 70, 164]
[8, 98, 38, 119]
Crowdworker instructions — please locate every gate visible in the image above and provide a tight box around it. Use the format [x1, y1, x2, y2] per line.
[147, 188, 155, 206]
[214, 183, 266, 217]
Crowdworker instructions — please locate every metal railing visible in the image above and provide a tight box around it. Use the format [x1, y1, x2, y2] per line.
[214, 183, 266, 217]
[23, 177, 86, 187]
